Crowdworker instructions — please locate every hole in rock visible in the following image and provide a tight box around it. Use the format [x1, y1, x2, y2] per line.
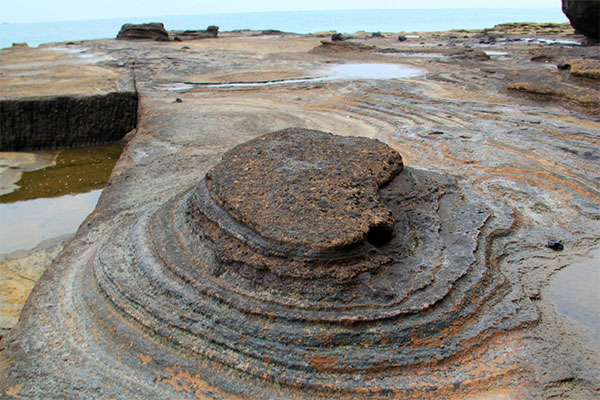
[367, 223, 394, 247]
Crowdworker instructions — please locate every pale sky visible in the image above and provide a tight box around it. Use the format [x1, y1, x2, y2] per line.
[3, 0, 562, 23]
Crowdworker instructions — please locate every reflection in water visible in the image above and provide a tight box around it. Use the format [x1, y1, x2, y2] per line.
[177, 63, 424, 89]
[325, 63, 423, 79]
[0, 190, 102, 254]
[551, 248, 600, 350]
[0, 143, 123, 203]
[0, 143, 124, 255]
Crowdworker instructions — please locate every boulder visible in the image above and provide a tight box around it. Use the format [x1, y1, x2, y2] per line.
[331, 33, 345, 41]
[116, 22, 170, 41]
[562, 0, 600, 40]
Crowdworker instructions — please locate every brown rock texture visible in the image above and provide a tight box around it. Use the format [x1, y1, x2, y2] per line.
[116, 22, 170, 41]
[172, 26, 219, 41]
[560, 58, 600, 80]
[206, 128, 402, 250]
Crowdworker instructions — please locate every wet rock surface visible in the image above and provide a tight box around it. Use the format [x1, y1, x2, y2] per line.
[1, 23, 599, 399]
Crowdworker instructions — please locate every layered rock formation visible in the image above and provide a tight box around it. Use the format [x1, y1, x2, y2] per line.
[0, 94, 137, 150]
[6, 128, 537, 398]
[117, 22, 170, 41]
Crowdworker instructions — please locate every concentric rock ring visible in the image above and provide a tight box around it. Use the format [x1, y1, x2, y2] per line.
[92, 128, 536, 395]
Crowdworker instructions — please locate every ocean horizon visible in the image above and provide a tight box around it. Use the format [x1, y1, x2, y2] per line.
[0, 8, 568, 49]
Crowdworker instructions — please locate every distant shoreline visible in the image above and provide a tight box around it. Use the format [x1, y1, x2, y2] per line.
[0, 8, 567, 48]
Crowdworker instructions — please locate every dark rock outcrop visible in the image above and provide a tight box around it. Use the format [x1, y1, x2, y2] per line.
[562, 0, 600, 40]
[0, 92, 138, 150]
[172, 26, 219, 41]
[116, 22, 170, 41]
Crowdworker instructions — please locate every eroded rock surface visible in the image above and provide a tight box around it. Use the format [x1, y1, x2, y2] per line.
[117, 22, 170, 41]
[88, 129, 535, 396]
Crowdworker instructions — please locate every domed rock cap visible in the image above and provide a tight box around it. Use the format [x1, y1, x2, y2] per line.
[205, 128, 403, 251]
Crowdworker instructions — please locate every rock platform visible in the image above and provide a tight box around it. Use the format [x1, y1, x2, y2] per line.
[1, 24, 599, 399]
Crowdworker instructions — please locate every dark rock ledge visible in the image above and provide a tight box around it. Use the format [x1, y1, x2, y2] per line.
[0, 93, 138, 150]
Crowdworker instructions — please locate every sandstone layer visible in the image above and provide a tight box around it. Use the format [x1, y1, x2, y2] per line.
[1, 23, 599, 399]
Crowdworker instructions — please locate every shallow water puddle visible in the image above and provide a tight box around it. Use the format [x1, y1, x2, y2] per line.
[551, 247, 600, 349]
[0, 190, 102, 254]
[168, 63, 424, 89]
[0, 143, 122, 203]
[0, 143, 123, 254]
[324, 63, 423, 79]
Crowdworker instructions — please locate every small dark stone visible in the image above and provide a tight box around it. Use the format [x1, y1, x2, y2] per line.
[397, 35, 407, 42]
[331, 33, 345, 41]
[547, 240, 565, 251]
[206, 25, 219, 32]
[479, 36, 496, 44]
[174, 98, 183, 103]
[371, 31, 383, 38]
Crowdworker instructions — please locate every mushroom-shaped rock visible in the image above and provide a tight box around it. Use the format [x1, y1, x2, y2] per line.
[206, 128, 403, 250]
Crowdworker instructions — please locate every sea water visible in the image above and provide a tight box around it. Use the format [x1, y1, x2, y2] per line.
[0, 8, 568, 49]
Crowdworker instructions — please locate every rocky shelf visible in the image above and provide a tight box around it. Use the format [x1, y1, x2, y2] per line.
[1, 22, 599, 400]
[0, 46, 137, 150]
